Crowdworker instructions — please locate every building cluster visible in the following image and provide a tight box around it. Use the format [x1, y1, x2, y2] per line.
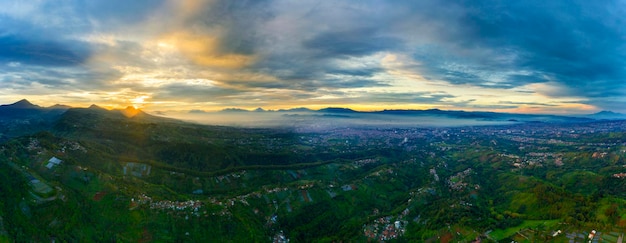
[447, 168, 473, 191]
[150, 199, 202, 212]
[213, 170, 247, 184]
[26, 138, 41, 151]
[272, 230, 289, 243]
[613, 173, 626, 179]
[353, 158, 379, 167]
[131, 194, 202, 216]
[58, 140, 87, 153]
[363, 215, 408, 241]
[565, 230, 623, 243]
[430, 168, 440, 182]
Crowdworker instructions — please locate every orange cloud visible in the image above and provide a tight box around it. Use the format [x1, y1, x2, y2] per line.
[500, 103, 597, 115]
[161, 32, 256, 69]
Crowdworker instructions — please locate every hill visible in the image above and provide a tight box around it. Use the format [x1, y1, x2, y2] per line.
[0, 99, 69, 141]
[1, 99, 626, 241]
[586, 110, 626, 120]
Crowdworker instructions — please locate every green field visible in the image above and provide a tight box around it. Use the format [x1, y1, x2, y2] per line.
[489, 219, 560, 241]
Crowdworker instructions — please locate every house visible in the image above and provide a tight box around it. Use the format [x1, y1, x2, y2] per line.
[46, 157, 63, 169]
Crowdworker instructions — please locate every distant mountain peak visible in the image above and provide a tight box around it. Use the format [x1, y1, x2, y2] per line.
[5, 99, 40, 109]
[15, 99, 33, 105]
[88, 104, 107, 110]
[189, 109, 207, 114]
[220, 108, 249, 112]
[318, 107, 356, 113]
[278, 107, 313, 112]
[595, 110, 620, 115]
[49, 104, 71, 110]
[587, 110, 626, 120]
[253, 107, 265, 112]
[120, 106, 142, 118]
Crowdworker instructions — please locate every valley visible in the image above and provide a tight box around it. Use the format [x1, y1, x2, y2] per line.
[0, 103, 626, 242]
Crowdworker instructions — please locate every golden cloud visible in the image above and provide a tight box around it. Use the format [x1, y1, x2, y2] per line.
[161, 32, 257, 69]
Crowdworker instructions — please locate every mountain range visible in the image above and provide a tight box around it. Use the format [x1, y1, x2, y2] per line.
[0, 99, 175, 141]
[2, 99, 625, 121]
[202, 105, 625, 123]
[205, 105, 626, 120]
[1, 99, 625, 141]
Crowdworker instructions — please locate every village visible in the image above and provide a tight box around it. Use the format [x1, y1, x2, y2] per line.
[2, 118, 626, 242]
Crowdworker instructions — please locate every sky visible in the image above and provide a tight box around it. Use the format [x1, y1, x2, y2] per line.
[0, 0, 625, 114]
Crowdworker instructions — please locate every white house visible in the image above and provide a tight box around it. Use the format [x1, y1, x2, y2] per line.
[46, 157, 63, 169]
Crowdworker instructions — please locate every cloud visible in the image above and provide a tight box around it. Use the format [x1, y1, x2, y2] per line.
[0, 34, 91, 66]
[0, 0, 625, 113]
[153, 83, 242, 103]
[498, 101, 558, 107]
[160, 32, 257, 69]
[80, 0, 168, 28]
[419, 0, 626, 99]
[361, 92, 455, 104]
[303, 28, 403, 58]
[0, 64, 123, 95]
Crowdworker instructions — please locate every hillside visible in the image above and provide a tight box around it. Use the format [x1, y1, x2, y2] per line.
[1, 100, 626, 242]
[0, 99, 68, 141]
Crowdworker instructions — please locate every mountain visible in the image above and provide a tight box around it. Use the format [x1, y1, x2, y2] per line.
[0, 99, 71, 115]
[0, 99, 40, 109]
[278, 107, 313, 112]
[0, 99, 71, 140]
[52, 105, 180, 137]
[49, 104, 72, 110]
[317, 107, 357, 113]
[120, 106, 142, 118]
[88, 104, 107, 110]
[184, 106, 592, 124]
[586, 110, 626, 120]
[0, 99, 602, 137]
[219, 108, 251, 113]
[189, 109, 208, 114]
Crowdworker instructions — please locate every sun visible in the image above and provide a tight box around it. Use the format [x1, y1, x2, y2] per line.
[131, 96, 149, 109]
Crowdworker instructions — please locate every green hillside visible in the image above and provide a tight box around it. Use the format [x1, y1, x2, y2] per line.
[0, 109, 625, 242]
